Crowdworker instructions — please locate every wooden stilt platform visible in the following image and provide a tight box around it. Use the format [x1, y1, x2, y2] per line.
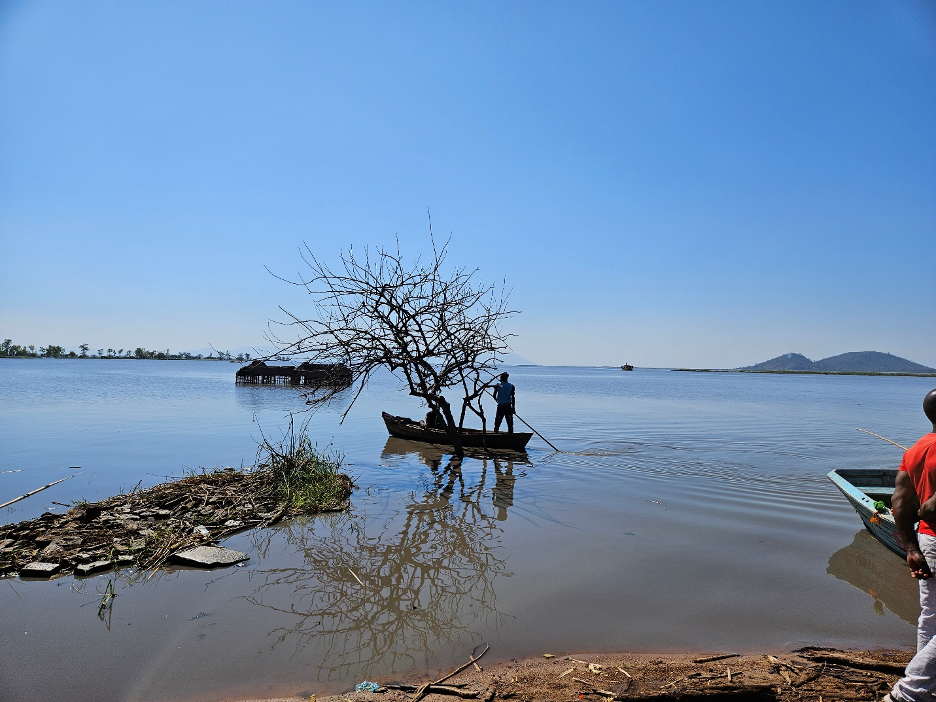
[235, 361, 352, 386]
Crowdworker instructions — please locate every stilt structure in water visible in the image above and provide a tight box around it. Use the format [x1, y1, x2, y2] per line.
[235, 360, 352, 387]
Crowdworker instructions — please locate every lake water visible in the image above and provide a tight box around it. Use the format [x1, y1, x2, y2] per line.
[1, 359, 934, 702]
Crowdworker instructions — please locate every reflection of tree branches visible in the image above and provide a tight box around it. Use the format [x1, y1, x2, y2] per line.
[243, 457, 512, 681]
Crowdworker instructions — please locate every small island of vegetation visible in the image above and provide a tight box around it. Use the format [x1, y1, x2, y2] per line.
[0, 424, 352, 579]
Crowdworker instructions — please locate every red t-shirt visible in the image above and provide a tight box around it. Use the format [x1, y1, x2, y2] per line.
[900, 433, 936, 537]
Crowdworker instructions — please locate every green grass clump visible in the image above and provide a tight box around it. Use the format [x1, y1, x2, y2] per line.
[255, 421, 351, 512]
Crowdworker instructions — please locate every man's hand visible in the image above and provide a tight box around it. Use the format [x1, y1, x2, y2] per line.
[920, 494, 936, 521]
[893, 470, 926, 579]
[908, 547, 934, 579]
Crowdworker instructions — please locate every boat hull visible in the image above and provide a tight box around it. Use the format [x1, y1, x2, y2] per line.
[382, 412, 532, 451]
[827, 468, 906, 558]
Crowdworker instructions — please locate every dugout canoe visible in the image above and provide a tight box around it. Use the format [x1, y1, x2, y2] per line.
[381, 412, 533, 451]
[827, 468, 905, 558]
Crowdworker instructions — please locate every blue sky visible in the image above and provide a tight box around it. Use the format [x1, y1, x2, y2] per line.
[1, 1, 934, 368]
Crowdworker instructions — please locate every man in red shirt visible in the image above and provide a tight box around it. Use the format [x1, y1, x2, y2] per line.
[887, 389, 936, 702]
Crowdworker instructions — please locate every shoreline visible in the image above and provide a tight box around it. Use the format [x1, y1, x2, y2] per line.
[672, 368, 936, 377]
[215, 648, 912, 702]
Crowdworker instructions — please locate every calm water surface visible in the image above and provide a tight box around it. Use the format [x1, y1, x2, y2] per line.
[1, 359, 934, 702]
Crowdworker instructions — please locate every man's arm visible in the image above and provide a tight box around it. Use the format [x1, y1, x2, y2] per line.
[893, 470, 932, 579]
[510, 385, 515, 410]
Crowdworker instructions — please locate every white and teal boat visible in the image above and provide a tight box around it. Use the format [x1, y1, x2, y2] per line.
[827, 468, 905, 558]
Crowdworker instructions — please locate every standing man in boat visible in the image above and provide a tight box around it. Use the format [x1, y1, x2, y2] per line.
[492, 372, 516, 434]
[887, 388, 936, 702]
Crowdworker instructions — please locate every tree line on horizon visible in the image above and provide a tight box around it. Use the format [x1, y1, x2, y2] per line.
[0, 339, 251, 362]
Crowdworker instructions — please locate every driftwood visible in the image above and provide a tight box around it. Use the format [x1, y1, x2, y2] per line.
[798, 651, 906, 675]
[0, 474, 78, 510]
[791, 665, 825, 687]
[411, 645, 489, 702]
[637, 687, 775, 701]
[383, 685, 478, 698]
[692, 653, 740, 664]
[349, 568, 366, 587]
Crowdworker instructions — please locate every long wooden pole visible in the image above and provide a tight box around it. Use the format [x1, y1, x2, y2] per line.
[514, 411, 562, 452]
[0, 474, 79, 510]
[856, 428, 909, 451]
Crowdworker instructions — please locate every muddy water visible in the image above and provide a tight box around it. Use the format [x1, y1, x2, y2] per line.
[1, 360, 934, 701]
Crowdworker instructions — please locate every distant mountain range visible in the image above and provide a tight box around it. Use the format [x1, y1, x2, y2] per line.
[742, 351, 935, 373]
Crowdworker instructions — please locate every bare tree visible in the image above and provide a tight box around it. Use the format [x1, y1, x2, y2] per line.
[269, 235, 517, 456]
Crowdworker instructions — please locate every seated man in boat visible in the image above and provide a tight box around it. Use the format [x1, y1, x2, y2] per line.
[886, 388, 936, 702]
[421, 407, 447, 430]
[492, 372, 515, 434]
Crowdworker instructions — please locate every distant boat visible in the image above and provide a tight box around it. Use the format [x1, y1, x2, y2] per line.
[621, 364, 634, 371]
[827, 468, 905, 558]
[382, 412, 533, 451]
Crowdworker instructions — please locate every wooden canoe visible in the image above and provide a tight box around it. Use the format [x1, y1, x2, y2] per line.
[827, 468, 905, 558]
[382, 412, 533, 451]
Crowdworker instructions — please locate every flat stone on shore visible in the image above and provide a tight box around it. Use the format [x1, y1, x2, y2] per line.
[20, 562, 61, 577]
[171, 546, 248, 568]
[75, 560, 113, 576]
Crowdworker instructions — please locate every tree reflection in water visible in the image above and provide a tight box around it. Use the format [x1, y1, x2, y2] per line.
[243, 441, 531, 682]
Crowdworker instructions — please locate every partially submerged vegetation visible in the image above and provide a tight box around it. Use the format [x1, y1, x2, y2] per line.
[0, 425, 353, 579]
[257, 423, 351, 513]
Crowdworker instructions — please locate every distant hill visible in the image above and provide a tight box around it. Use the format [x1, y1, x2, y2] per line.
[744, 351, 935, 373]
[813, 351, 935, 373]
[745, 352, 816, 371]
